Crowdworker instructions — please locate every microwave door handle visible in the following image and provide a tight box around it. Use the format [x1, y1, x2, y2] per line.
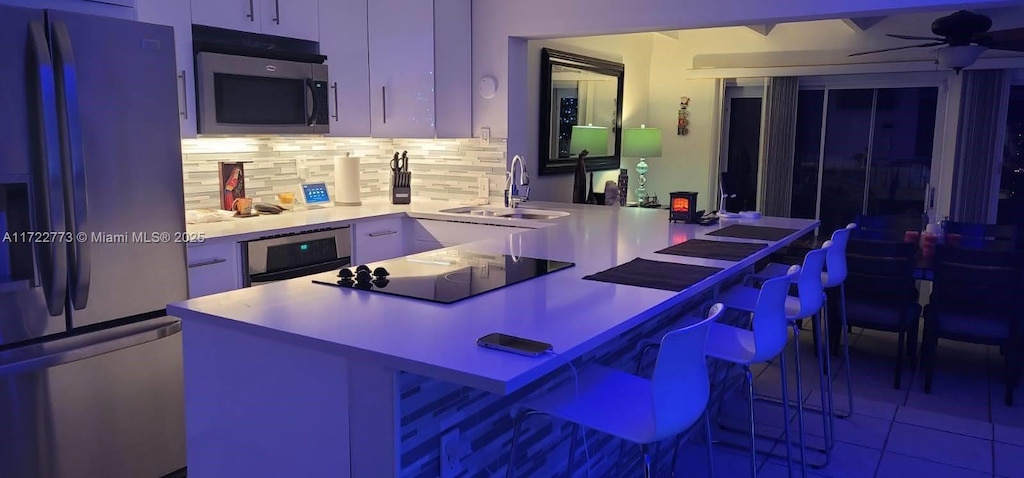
[52, 21, 91, 311]
[305, 79, 318, 126]
[29, 20, 68, 317]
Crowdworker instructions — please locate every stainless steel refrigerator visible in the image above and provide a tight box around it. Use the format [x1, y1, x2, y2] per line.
[0, 6, 188, 478]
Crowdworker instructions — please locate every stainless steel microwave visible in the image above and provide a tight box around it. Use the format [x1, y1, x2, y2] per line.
[195, 52, 330, 135]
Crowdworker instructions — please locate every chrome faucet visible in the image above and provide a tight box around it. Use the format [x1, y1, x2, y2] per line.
[505, 154, 530, 208]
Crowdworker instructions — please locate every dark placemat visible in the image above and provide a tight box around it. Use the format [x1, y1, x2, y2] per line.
[582, 258, 723, 292]
[706, 224, 799, 242]
[656, 238, 767, 261]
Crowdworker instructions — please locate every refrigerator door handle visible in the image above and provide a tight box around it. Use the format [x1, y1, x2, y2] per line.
[29, 20, 68, 317]
[51, 20, 92, 311]
[0, 320, 181, 377]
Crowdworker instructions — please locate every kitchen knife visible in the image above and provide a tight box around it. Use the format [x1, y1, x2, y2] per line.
[401, 151, 408, 172]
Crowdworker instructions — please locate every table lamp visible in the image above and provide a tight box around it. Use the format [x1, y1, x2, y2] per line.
[568, 124, 609, 204]
[622, 125, 662, 204]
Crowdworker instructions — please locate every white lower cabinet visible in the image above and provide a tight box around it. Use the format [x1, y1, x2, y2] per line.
[352, 216, 405, 265]
[186, 241, 241, 298]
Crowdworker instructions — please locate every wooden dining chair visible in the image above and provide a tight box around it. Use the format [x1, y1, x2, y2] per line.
[842, 239, 921, 389]
[922, 245, 1024, 406]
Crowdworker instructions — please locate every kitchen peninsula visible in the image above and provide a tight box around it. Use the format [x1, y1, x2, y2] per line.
[167, 203, 817, 478]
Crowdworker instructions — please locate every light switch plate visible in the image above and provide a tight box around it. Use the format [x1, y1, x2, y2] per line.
[480, 127, 490, 144]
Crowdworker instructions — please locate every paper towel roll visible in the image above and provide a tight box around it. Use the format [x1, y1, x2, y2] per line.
[333, 154, 361, 205]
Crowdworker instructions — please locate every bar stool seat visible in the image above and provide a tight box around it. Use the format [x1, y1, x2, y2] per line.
[522, 366, 671, 444]
[506, 305, 726, 478]
[718, 285, 804, 317]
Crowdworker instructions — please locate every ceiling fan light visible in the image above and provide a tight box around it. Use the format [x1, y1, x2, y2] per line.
[936, 45, 986, 70]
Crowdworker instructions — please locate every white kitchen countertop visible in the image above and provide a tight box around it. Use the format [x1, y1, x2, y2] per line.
[169, 203, 817, 394]
[185, 199, 555, 243]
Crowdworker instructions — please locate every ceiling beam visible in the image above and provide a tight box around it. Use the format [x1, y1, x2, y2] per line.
[745, 24, 776, 36]
[842, 16, 887, 32]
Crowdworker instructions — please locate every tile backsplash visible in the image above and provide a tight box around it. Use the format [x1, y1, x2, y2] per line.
[181, 137, 507, 210]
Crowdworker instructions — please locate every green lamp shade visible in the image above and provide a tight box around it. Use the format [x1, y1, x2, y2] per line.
[569, 125, 609, 156]
[622, 127, 662, 158]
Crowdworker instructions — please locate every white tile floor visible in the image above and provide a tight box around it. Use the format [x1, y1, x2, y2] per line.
[677, 326, 1024, 478]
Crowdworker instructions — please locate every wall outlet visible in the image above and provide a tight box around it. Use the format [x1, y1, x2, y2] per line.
[477, 177, 489, 198]
[479, 127, 491, 144]
[296, 158, 308, 180]
[440, 428, 461, 478]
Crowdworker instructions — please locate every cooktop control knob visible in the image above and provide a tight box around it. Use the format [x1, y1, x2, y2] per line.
[338, 268, 354, 279]
[355, 270, 372, 282]
[372, 267, 390, 277]
[371, 278, 390, 288]
[354, 265, 371, 274]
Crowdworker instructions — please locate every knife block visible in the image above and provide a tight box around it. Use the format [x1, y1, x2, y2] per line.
[390, 173, 411, 205]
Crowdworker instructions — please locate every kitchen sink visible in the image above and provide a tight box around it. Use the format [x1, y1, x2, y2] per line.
[439, 207, 569, 220]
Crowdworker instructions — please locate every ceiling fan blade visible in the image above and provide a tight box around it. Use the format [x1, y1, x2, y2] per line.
[848, 41, 948, 57]
[975, 27, 1024, 52]
[886, 33, 946, 41]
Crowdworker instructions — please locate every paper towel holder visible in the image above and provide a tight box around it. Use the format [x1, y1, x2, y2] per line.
[333, 153, 362, 206]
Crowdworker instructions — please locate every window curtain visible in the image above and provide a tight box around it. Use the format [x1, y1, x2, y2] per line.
[951, 69, 1010, 223]
[758, 76, 799, 217]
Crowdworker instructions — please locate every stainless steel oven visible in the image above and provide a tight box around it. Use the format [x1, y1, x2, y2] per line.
[242, 227, 351, 286]
[196, 52, 330, 135]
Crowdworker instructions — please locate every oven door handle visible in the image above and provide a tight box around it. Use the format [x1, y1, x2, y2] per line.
[247, 257, 351, 285]
[306, 79, 318, 126]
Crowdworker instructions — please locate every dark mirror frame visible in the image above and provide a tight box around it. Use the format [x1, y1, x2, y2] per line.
[538, 48, 625, 176]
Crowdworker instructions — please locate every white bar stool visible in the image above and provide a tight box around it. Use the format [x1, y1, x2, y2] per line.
[505, 304, 726, 478]
[718, 241, 833, 474]
[703, 266, 802, 478]
[756, 225, 856, 443]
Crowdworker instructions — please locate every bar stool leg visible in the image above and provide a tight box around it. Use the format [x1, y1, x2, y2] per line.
[640, 443, 653, 478]
[566, 423, 579, 477]
[791, 323, 809, 478]
[816, 310, 836, 455]
[839, 284, 855, 417]
[705, 411, 716, 478]
[745, 365, 757, 478]
[506, 409, 543, 478]
[778, 348, 795, 478]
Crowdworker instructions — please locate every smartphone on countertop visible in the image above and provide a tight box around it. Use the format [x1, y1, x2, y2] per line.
[477, 333, 553, 357]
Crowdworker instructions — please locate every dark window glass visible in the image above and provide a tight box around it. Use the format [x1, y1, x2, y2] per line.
[791, 90, 824, 219]
[214, 74, 306, 125]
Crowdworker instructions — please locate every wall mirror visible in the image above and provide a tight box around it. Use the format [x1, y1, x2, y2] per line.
[539, 48, 624, 175]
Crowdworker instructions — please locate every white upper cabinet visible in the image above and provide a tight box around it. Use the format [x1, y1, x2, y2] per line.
[259, 0, 319, 41]
[367, 0, 436, 139]
[318, 0, 371, 137]
[0, 0, 134, 18]
[191, 0, 319, 40]
[432, 0, 472, 138]
[136, 0, 197, 138]
[191, 0, 262, 35]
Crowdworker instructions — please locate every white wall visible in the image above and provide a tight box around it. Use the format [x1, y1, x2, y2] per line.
[473, 0, 1021, 204]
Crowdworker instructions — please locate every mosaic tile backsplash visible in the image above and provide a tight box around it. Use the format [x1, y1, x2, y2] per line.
[181, 137, 508, 210]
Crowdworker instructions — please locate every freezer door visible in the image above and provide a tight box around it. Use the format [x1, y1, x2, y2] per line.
[0, 317, 186, 478]
[48, 11, 188, 328]
[0, 5, 69, 346]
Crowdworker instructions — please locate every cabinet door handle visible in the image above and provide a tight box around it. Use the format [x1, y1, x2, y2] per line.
[367, 230, 398, 237]
[188, 258, 227, 269]
[178, 70, 188, 119]
[246, 0, 254, 21]
[331, 82, 339, 121]
[273, 0, 280, 24]
[381, 86, 387, 124]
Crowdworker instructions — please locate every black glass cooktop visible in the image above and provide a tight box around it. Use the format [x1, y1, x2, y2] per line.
[311, 249, 575, 304]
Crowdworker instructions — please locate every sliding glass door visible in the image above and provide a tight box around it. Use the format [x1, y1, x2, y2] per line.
[791, 86, 939, 233]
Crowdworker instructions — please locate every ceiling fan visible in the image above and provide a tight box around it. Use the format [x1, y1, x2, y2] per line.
[849, 10, 1024, 71]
